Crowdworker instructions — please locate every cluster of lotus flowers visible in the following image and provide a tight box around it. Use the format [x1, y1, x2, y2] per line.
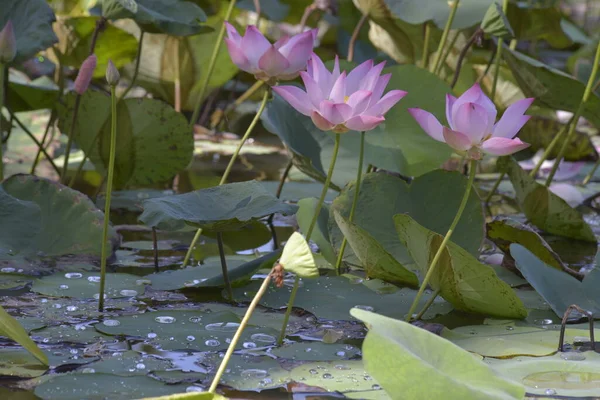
[224, 23, 534, 158]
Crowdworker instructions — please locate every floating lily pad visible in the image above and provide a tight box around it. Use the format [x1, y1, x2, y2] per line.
[34, 373, 188, 400]
[0, 348, 89, 378]
[510, 244, 600, 316]
[230, 275, 453, 322]
[395, 214, 527, 319]
[139, 181, 296, 231]
[330, 171, 484, 271]
[271, 342, 360, 361]
[145, 251, 280, 290]
[1, 0, 58, 63]
[485, 352, 600, 397]
[84, 351, 172, 376]
[101, 0, 209, 36]
[203, 353, 290, 391]
[498, 157, 595, 242]
[32, 271, 143, 299]
[95, 309, 279, 351]
[351, 308, 526, 400]
[57, 91, 194, 189]
[32, 324, 112, 345]
[1, 174, 119, 257]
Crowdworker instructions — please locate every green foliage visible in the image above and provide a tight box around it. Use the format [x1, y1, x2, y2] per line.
[498, 157, 595, 242]
[57, 91, 194, 188]
[505, 2, 572, 48]
[296, 198, 336, 265]
[481, 2, 513, 39]
[351, 308, 526, 399]
[0, 305, 48, 365]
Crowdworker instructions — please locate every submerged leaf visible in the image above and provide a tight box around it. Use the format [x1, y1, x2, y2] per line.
[351, 308, 526, 399]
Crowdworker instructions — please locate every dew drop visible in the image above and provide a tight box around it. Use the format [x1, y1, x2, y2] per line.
[240, 369, 268, 379]
[205, 322, 240, 332]
[186, 386, 204, 393]
[184, 279, 201, 287]
[250, 333, 276, 343]
[155, 316, 176, 324]
[82, 368, 95, 373]
[1, 267, 16, 273]
[58, 284, 69, 290]
[136, 363, 146, 370]
[205, 339, 220, 347]
[186, 335, 196, 342]
[119, 289, 138, 296]
[534, 319, 553, 326]
[545, 389, 557, 395]
[336, 351, 346, 357]
[309, 369, 318, 375]
[243, 342, 257, 349]
[505, 326, 514, 331]
[353, 305, 374, 312]
[87, 276, 101, 283]
[147, 332, 157, 339]
[372, 384, 381, 390]
[560, 351, 586, 361]
[65, 272, 83, 279]
[189, 317, 201, 323]
[322, 373, 333, 379]
[66, 306, 78, 312]
[103, 319, 121, 327]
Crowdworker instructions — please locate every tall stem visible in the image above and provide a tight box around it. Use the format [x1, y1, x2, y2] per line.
[217, 232, 233, 300]
[120, 30, 145, 101]
[181, 89, 269, 270]
[450, 29, 481, 89]
[421, 22, 431, 69]
[529, 118, 572, 178]
[208, 272, 272, 393]
[434, 30, 460, 77]
[30, 110, 56, 175]
[268, 158, 294, 250]
[490, 0, 509, 101]
[278, 133, 342, 345]
[215, 81, 265, 129]
[189, 0, 237, 129]
[553, 40, 600, 186]
[0, 63, 5, 181]
[334, 131, 365, 274]
[98, 85, 118, 312]
[61, 94, 82, 183]
[431, 0, 460, 75]
[182, 228, 202, 268]
[405, 159, 477, 322]
[348, 13, 368, 63]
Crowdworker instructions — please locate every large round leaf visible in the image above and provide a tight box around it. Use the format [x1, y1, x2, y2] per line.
[0, 0, 58, 63]
[57, 91, 193, 188]
[1, 174, 118, 257]
[0, 185, 40, 256]
[8, 71, 59, 112]
[139, 180, 297, 231]
[330, 170, 484, 270]
[351, 308, 526, 399]
[101, 0, 209, 36]
[382, 0, 494, 29]
[262, 65, 452, 187]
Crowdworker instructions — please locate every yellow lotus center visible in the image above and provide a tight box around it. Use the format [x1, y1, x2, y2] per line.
[344, 95, 350, 103]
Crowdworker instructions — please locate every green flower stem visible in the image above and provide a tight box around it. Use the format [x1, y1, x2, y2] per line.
[119, 30, 145, 101]
[414, 288, 441, 320]
[484, 172, 504, 205]
[490, 0, 509, 101]
[217, 232, 233, 300]
[8, 109, 61, 176]
[182, 89, 270, 268]
[551, 40, 600, 186]
[216, 80, 265, 130]
[208, 272, 273, 393]
[189, 0, 237, 129]
[0, 63, 5, 181]
[98, 85, 118, 312]
[278, 133, 342, 345]
[431, 0, 460, 75]
[30, 109, 56, 175]
[334, 131, 365, 274]
[61, 94, 82, 184]
[405, 159, 477, 322]
[268, 158, 294, 250]
[434, 30, 460, 77]
[421, 22, 431, 69]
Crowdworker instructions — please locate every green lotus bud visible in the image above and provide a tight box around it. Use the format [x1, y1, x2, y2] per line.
[105, 59, 120, 86]
[74, 54, 97, 94]
[0, 21, 17, 64]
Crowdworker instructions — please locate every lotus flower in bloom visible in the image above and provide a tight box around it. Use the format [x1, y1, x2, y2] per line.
[409, 83, 533, 159]
[273, 54, 407, 133]
[224, 22, 317, 83]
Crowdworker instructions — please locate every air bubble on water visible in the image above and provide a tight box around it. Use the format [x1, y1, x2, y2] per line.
[243, 342, 256, 349]
[336, 351, 346, 357]
[322, 373, 333, 379]
[258, 378, 273, 386]
[65, 272, 83, 279]
[87, 276, 101, 283]
[1, 267, 16, 273]
[147, 332, 157, 339]
[186, 335, 195, 342]
[66, 306, 78, 312]
[560, 352, 586, 361]
[41, 298, 48, 303]
[305, 347, 312, 352]
[82, 368, 95, 373]
[189, 317, 201, 323]
[205, 322, 240, 332]
[58, 284, 69, 290]
[136, 279, 151, 285]
[119, 289, 138, 296]
[205, 339, 220, 347]
[250, 333, 276, 343]
[136, 363, 146, 370]
[545, 389, 557, 395]
[103, 319, 121, 327]
[240, 369, 268, 379]
[353, 305, 374, 312]
[155, 316, 176, 324]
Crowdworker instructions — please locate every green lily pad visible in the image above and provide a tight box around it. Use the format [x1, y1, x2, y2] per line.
[231, 275, 453, 322]
[498, 157, 595, 242]
[262, 65, 452, 186]
[145, 251, 280, 290]
[101, 0, 209, 36]
[139, 393, 227, 400]
[505, 2, 572, 48]
[0, 0, 58, 63]
[510, 244, 600, 316]
[1, 174, 119, 257]
[20, 297, 143, 323]
[95, 309, 279, 351]
[260, 181, 338, 203]
[394, 214, 527, 319]
[52, 16, 138, 78]
[0, 348, 90, 378]
[333, 210, 418, 286]
[32, 324, 112, 345]
[139, 180, 296, 231]
[485, 352, 600, 397]
[84, 351, 172, 375]
[8, 71, 59, 112]
[383, 0, 493, 29]
[57, 91, 194, 189]
[296, 198, 336, 265]
[503, 47, 600, 128]
[330, 171, 484, 270]
[202, 221, 273, 252]
[96, 189, 174, 212]
[271, 342, 360, 361]
[0, 273, 36, 295]
[0, 185, 40, 256]
[351, 308, 526, 400]
[32, 271, 143, 299]
[34, 373, 188, 400]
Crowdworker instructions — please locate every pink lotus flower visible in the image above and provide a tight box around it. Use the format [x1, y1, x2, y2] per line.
[273, 54, 407, 133]
[0, 20, 16, 64]
[74, 54, 97, 95]
[224, 22, 317, 83]
[409, 83, 534, 159]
